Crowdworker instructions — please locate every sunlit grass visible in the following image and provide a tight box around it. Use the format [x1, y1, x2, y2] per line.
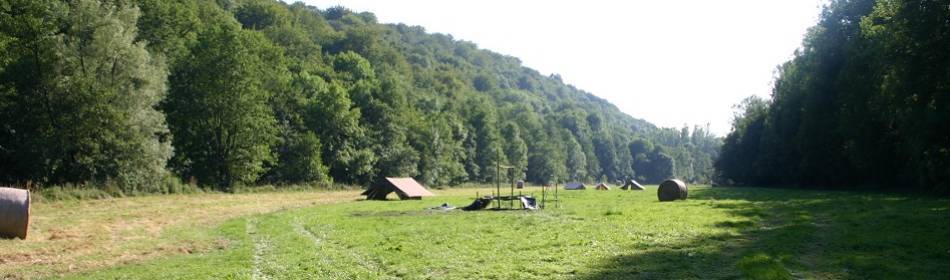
[6, 186, 950, 279]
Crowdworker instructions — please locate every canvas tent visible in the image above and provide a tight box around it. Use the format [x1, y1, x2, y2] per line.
[621, 179, 645, 190]
[595, 183, 610, 190]
[362, 177, 434, 200]
[565, 182, 586, 190]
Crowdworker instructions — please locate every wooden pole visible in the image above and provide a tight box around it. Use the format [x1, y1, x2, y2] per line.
[495, 154, 500, 209]
[541, 184, 548, 209]
[509, 174, 514, 209]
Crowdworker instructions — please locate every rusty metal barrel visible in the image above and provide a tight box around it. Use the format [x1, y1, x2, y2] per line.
[657, 179, 688, 202]
[0, 187, 30, 239]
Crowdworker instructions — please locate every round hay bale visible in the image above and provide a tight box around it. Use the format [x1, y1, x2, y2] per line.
[0, 187, 30, 239]
[657, 179, 687, 202]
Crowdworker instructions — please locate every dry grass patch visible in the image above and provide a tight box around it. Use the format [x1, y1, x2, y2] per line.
[0, 190, 362, 279]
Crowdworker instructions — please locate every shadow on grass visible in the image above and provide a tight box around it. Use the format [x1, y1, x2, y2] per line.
[577, 187, 950, 280]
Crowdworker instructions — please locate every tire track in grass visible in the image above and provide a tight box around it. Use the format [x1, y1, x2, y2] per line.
[247, 218, 285, 280]
[292, 219, 396, 279]
[335, 238, 396, 279]
[290, 219, 340, 278]
[794, 212, 832, 279]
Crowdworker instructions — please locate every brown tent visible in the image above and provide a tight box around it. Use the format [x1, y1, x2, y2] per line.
[595, 183, 611, 190]
[362, 177, 434, 200]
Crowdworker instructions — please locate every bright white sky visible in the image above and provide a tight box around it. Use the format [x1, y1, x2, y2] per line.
[296, 0, 825, 136]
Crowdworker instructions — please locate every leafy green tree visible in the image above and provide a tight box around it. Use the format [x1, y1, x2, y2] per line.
[564, 133, 588, 181]
[234, 0, 288, 30]
[472, 74, 495, 92]
[592, 132, 619, 181]
[559, 109, 602, 180]
[501, 122, 528, 181]
[650, 151, 675, 182]
[0, 0, 172, 191]
[164, 24, 278, 189]
[527, 130, 565, 185]
[861, 0, 950, 191]
[299, 76, 367, 184]
[715, 96, 769, 185]
[408, 113, 468, 186]
[329, 51, 418, 183]
[717, 0, 950, 193]
[365, 74, 419, 181]
[266, 131, 328, 184]
[132, 0, 201, 65]
[628, 138, 654, 182]
[466, 98, 504, 182]
[462, 130, 480, 181]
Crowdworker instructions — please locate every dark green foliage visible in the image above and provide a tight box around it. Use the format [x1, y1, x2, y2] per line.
[265, 131, 328, 185]
[407, 113, 468, 186]
[717, 0, 950, 193]
[0, 0, 172, 192]
[501, 122, 528, 181]
[132, 0, 202, 65]
[0, 0, 720, 191]
[164, 23, 279, 190]
[717, 96, 771, 184]
[472, 74, 495, 92]
[234, 0, 287, 30]
[565, 134, 588, 181]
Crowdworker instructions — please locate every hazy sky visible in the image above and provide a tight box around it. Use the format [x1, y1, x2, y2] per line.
[297, 0, 825, 136]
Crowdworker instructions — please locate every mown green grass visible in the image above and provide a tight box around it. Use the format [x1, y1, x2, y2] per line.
[63, 186, 950, 279]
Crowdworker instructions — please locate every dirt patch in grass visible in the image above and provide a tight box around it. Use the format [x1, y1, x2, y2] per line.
[0, 190, 362, 279]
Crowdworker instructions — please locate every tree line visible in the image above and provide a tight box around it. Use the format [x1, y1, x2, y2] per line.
[716, 0, 949, 193]
[0, 0, 720, 193]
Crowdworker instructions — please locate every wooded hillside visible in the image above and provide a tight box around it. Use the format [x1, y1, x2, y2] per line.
[0, 0, 719, 192]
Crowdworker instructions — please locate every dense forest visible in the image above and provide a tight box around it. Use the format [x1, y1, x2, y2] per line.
[716, 0, 949, 193]
[0, 0, 720, 192]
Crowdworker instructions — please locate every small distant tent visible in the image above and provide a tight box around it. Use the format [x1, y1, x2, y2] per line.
[565, 182, 586, 190]
[362, 177, 434, 200]
[621, 179, 645, 190]
[595, 183, 611, 190]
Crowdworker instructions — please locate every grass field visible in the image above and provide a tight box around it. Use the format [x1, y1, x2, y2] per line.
[3, 186, 950, 279]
